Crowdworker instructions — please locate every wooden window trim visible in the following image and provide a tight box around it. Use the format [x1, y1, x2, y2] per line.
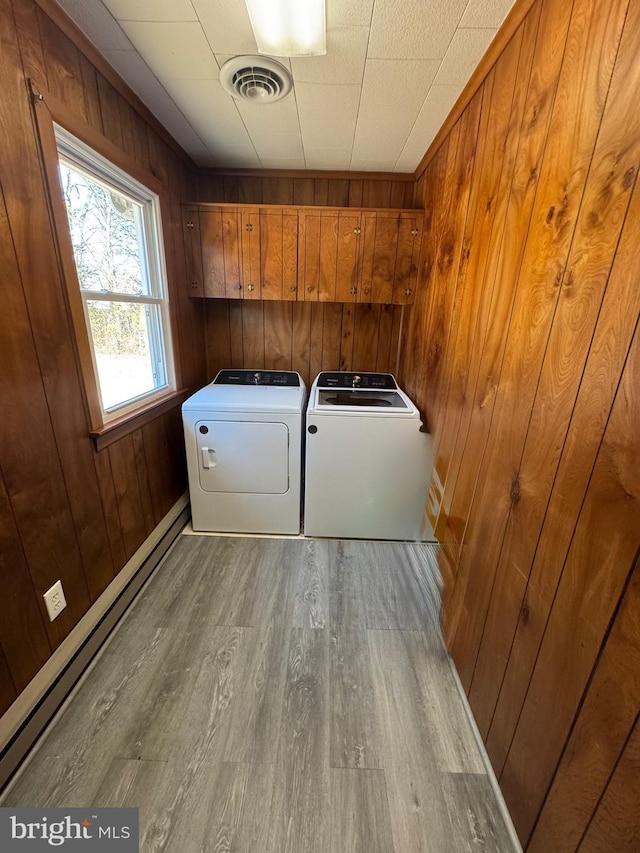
[30, 81, 183, 436]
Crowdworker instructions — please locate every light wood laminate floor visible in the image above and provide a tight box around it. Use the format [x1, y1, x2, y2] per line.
[3, 535, 516, 852]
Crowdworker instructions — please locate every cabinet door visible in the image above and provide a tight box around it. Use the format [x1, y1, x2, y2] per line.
[360, 212, 398, 303]
[298, 211, 321, 301]
[240, 208, 260, 299]
[183, 207, 204, 297]
[220, 208, 242, 298]
[259, 208, 298, 300]
[199, 207, 227, 297]
[335, 212, 361, 302]
[393, 213, 421, 304]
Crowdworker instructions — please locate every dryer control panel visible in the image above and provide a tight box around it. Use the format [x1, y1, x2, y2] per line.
[316, 372, 398, 390]
[214, 370, 300, 387]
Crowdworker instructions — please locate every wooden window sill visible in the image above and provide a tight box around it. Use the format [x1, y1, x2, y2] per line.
[91, 389, 191, 451]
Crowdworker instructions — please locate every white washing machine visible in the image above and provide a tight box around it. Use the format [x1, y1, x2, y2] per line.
[182, 369, 306, 534]
[304, 372, 432, 541]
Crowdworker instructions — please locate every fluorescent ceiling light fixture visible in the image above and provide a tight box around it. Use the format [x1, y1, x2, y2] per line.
[245, 0, 326, 57]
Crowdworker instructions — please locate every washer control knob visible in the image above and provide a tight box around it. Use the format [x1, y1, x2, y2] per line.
[352, 374, 362, 386]
[253, 372, 262, 383]
[308, 425, 318, 434]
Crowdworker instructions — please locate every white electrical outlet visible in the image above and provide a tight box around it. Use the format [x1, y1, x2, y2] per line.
[43, 580, 67, 622]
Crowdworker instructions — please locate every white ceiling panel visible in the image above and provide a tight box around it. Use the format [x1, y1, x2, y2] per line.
[352, 102, 423, 162]
[192, 0, 257, 55]
[55, 0, 517, 174]
[296, 83, 361, 150]
[55, 0, 133, 50]
[460, 0, 515, 28]
[395, 83, 464, 170]
[368, 0, 469, 60]
[327, 0, 375, 28]
[119, 21, 217, 80]
[434, 28, 497, 85]
[290, 27, 369, 85]
[304, 148, 353, 169]
[103, 0, 197, 22]
[360, 59, 440, 109]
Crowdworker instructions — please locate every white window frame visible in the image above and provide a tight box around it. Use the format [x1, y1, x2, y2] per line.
[54, 125, 176, 424]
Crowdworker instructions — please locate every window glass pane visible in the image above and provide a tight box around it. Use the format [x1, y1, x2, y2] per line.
[59, 161, 150, 296]
[87, 301, 167, 410]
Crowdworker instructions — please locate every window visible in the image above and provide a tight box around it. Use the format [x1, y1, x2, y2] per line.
[54, 126, 175, 423]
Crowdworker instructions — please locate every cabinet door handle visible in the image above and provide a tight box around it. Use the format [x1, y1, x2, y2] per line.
[190, 281, 199, 290]
[363, 287, 370, 294]
[248, 284, 255, 292]
[353, 227, 361, 235]
[411, 228, 419, 237]
[350, 287, 357, 295]
[307, 286, 314, 292]
[245, 223, 253, 232]
[405, 288, 412, 297]
[235, 284, 242, 290]
[186, 220, 194, 229]
[289, 285, 297, 292]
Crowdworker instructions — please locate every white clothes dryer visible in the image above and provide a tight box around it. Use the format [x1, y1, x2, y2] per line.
[304, 372, 432, 541]
[183, 370, 306, 534]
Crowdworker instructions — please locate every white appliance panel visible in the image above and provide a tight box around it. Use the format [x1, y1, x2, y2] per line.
[196, 420, 289, 494]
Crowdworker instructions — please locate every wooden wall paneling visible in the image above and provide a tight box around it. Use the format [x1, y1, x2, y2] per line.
[352, 304, 382, 370]
[129, 105, 151, 168]
[36, 7, 87, 121]
[486, 165, 640, 776]
[363, 179, 391, 208]
[308, 303, 325, 380]
[0, 645, 17, 718]
[241, 301, 265, 367]
[92, 447, 127, 574]
[236, 176, 262, 203]
[293, 178, 315, 205]
[447, 0, 613, 679]
[327, 178, 350, 207]
[577, 714, 640, 853]
[197, 172, 224, 201]
[314, 178, 328, 206]
[204, 300, 232, 379]
[142, 408, 187, 525]
[375, 304, 394, 372]
[389, 182, 407, 208]
[528, 556, 640, 852]
[78, 55, 103, 134]
[223, 175, 239, 202]
[131, 428, 155, 538]
[117, 100, 138, 164]
[434, 9, 536, 557]
[95, 73, 124, 150]
[403, 181, 417, 208]
[262, 176, 294, 204]
[228, 301, 244, 368]
[348, 180, 363, 207]
[291, 302, 312, 386]
[263, 301, 293, 370]
[339, 304, 355, 370]
[499, 315, 640, 843]
[12, 0, 48, 93]
[0, 470, 51, 693]
[322, 303, 344, 370]
[107, 435, 147, 561]
[468, 0, 637, 739]
[389, 306, 403, 375]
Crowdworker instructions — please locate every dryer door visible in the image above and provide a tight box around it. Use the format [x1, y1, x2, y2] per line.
[195, 420, 289, 494]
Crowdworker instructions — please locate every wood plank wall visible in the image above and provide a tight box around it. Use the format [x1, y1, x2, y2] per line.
[0, 0, 206, 717]
[399, 0, 640, 848]
[197, 172, 416, 386]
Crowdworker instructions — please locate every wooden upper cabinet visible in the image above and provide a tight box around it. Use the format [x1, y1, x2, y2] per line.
[185, 203, 422, 304]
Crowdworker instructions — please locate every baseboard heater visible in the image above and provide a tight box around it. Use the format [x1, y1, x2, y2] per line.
[0, 495, 189, 794]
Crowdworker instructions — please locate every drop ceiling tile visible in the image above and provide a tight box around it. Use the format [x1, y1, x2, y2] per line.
[368, 0, 469, 60]
[396, 83, 463, 170]
[327, 0, 375, 27]
[119, 21, 217, 80]
[102, 49, 210, 159]
[352, 102, 422, 162]
[460, 0, 516, 28]
[160, 78, 251, 148]
[360, 59, 440, 109]
[55, 0, 134, 50]
[259, 157, 307, 169]
[304, 148, 353, 169]
[434, 28, 496, 85]
[104, 0, 197, 21]
[296, 83, 360, 150]
[193, 0, 257, 55]
[254, 133, 304, 159]
[290, 27, 369, 85]
[349, 158, 397, 171]
[236, 96, 301, 137]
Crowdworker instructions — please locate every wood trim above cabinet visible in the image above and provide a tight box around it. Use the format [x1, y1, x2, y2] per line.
[185, 203, 423, 306]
